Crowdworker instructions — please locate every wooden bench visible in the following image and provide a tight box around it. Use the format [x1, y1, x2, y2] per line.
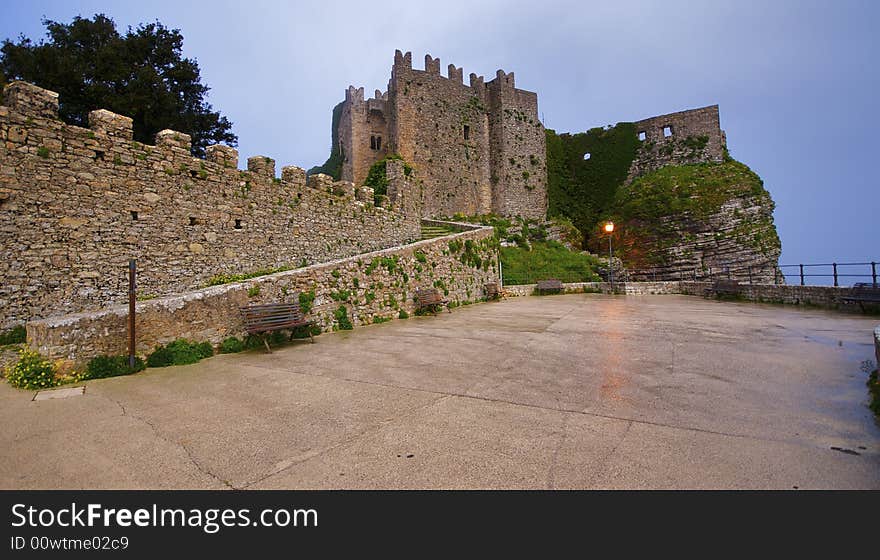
[710, 279, 741, 297]
[536, 279, 563, 295]
[240, 299, 315, 352]
[415, 288, 450, 314]
[484, 282, 501, 300]
[840, 282, 880, 311]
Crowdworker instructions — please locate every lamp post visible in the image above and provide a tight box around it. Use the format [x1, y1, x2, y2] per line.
[604, 222, 615, 292]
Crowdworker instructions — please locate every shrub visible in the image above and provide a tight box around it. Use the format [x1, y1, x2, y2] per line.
[84, 355, 145, 380]
[298, 291, 316, 314]
[146, 339, 214, 368]
[219, 337, 245, 354]
[291, 324, 322, 339]
[0, 325, 26, 345]
[334, 306, 353, 331]
[4, 348, 57, 389]
[398, 309, 409, 319]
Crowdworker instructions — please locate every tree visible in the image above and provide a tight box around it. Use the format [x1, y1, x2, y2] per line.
[0, 14, 236, 157]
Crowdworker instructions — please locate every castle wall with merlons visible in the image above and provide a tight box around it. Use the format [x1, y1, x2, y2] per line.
[0, 81, 420, 328]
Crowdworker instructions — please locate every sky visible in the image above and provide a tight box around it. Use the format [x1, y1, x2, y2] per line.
[1, 0, 877, 269]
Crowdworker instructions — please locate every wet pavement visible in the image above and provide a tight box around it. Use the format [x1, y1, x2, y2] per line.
[1, 294, 878, 489]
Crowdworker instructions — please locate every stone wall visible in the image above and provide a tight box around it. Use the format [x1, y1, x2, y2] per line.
[504, 280, 869, 311]
[0, 81, 422, 328]
[627, 105, 726, 183]
[337, 50, 547, 220]
[27, 223, 499, 362]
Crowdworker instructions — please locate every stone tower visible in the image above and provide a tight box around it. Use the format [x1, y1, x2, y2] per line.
[337, 50, 547, 220]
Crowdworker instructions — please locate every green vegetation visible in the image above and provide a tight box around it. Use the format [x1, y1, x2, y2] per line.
[603, 159, 780, 267]
[298, 291, 316, 314]
[398, 309, 409, 319]
[363, 154, 413, 204]
[83, 354, 145, 379]
[4, 347, 57, 389]
[206, 266, 290, 286]
[308, 101, 344, 179]
[501, 240, 602, 285]
[333, 306, 353, 331]
[373, 316, 391, 324]
[37, 146, 49, 158]
[247, 285, 260, 297]
[146, 339, 213, 368]
[545, 124, 641, 245]
[220, 336, 246, 354]
[0, 324, 26, 345]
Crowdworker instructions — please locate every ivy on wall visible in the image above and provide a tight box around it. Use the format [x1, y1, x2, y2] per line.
[545, 123, 641, 246]
[363, 154, 413, 204]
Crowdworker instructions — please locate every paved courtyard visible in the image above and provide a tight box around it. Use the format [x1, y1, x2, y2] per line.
[1, 294, 878, 489]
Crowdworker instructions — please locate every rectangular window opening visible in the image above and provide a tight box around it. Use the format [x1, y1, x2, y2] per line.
[663, 126, 673, 138]
[130, 210, 138, 221]
[376, 136, 382, 150]
[638, 131, 647, 141]
[370, 136, 376, 150]
[463, 125, 470, 140]
[234, 219, 243, 230]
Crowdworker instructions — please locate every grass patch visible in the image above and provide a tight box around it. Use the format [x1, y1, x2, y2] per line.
[501, 241, 602, 285]
[206, 266, 290, 287]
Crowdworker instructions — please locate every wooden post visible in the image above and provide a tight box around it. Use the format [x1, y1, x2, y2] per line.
[128, 259, 136, 368]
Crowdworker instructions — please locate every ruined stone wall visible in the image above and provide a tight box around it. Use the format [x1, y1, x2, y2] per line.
[486, 71, 548, 219]
[27, 223, 499, 362]
[339, 86, 389, 186]
[627, 105, 726, 182]
[0, 81, 421, 328]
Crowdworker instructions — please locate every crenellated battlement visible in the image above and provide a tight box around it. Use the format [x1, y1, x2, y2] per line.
[336, 51, 547, 220]
[0, 80, 422, 326]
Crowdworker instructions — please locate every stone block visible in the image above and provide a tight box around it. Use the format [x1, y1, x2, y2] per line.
[88, 109, 133, 140]
[247, 156, 275, 178]
[155, 129, 192, 152]
[3, 82, 59, 119]
[206, 144, 238, 168]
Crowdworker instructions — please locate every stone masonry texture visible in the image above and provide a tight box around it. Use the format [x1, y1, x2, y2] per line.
[28, 224, 500, 362]
[0, 81, 423, 328]
[627, 105, 726, 183]
[338, 50, 547, 220]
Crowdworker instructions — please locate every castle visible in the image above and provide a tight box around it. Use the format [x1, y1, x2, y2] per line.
[338, 50, 548, 219]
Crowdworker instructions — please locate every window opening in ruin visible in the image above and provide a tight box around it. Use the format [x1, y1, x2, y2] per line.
[638, 131, 646, 141]
[234, 219, 243, 229]
[583, 152, 591, 160]
[190, 170, 198, 179]
[464, 125, 470, 140]
[663, 126, 673, 138]
[370, 136, 376, 150]
[376, 136, 382, 150]
[189, 217, 198, 226]
[94, 150, 105, 161]
[130, 211, 138, 220]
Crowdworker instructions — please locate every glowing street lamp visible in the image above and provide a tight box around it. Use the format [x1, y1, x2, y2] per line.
[604, 222, 615, 290]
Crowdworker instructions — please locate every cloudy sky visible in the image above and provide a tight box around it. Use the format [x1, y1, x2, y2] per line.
[3, 0, 877, 270]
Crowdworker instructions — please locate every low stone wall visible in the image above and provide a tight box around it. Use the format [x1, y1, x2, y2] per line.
[28, 224, 499, 362]
[504, 280, 869, 311]
[503, 281, 684, 297]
